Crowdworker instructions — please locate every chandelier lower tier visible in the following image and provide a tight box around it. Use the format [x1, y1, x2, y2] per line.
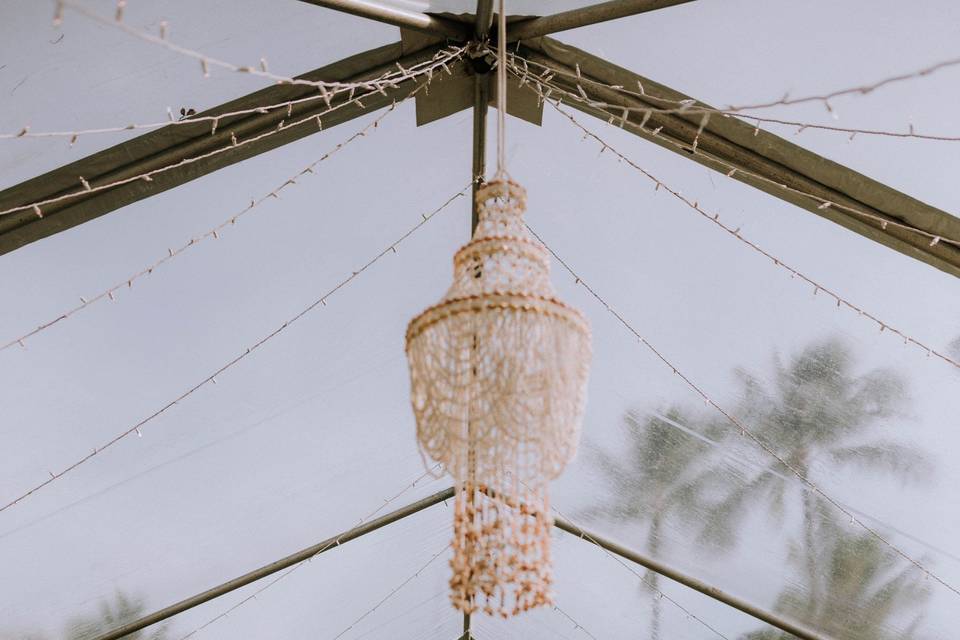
[405, 179, 592, 617]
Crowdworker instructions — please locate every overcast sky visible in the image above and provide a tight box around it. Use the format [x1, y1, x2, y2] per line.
[1, 1, 959, 639]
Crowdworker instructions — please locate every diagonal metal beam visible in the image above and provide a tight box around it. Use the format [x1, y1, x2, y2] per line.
[474, 0, 495, 40]
[296, 0, 470, 40]
[521, 37, 960, 277]
[506, 0, 697, 42]
[84, 483, 840, 640]
[0, 42, 468, 257]
[555, 515, 832, 640]
[88, 487, 456, 640]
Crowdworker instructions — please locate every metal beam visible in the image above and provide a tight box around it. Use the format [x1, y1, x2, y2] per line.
[0, 42, 468, 256]
[554, 515, 832, 640]
[84, 483, 840, 640]
[506, 0, 697, 41]
[89, 487, 455, 640]
[474, 0, 495, 40]
[471, 74, 489, 234]
[522, 38, 960, 277]
[296, 0, 470, 40]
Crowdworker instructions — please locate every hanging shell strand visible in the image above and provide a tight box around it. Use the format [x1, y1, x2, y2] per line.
[450, 481, 553, 617]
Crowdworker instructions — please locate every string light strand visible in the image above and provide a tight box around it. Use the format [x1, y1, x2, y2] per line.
[59, 0, 443, 95]
[506, 51, 960, 142]
[1, 98, 405, 354]
[0, 47, 463, 142]
[0, 184, 470, 514]
[525, 225, 960, 601]
[330, 543, 451, 640]
[524, 93, 960, 372]
[0, 47, 465, 219]
[509, 63, 960, 252]
[552, 602, 601, 640]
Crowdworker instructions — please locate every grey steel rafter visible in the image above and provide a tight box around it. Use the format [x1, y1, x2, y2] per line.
[85, 486, 837, 640]
[505, 0, 697, 41]
[295, 0, 470, 39]
[520, 37, 960, 277]
[0, 41, 467, 256]
[3, 0, 956, 276]
[88, 487, 456, 640]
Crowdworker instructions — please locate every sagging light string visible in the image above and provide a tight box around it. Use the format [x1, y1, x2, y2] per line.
[330, 543, 452, 640]
[0, 98, 407, 355]
[523, 225, 960, 601]
[178, 463, 444, 640]
[0, 184, 471, 515]
[348, 592, 447, 640]
[505, 51, 960, 142]
[470, 601, 603, 640]
[0, 47, 465, 219]
[0, 57, 447, 143]
[2, 13, 463, 143]
[509, 63, 960, 253]
[476, 602, 602, 640]
[525, 92, 960, 374]
[551, 602, 601, 640]
[57, 0, 454, 96]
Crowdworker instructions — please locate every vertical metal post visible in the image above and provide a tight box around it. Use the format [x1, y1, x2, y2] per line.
[464, 8, 493, 637]
[474, 0, 495, 40]
[471, 0, 493, 235]
[471, 77, 489, 235]
[464, 73, 486, 637]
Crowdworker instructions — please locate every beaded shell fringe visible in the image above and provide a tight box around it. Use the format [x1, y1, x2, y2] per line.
[406, 180, 592, 617]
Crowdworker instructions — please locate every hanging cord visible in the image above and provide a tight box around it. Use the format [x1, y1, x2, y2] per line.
[495, 0, 507, 178]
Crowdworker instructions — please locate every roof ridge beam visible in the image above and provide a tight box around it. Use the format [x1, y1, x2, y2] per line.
[297, 0, 471, 40]
[506, 0, 697, 42]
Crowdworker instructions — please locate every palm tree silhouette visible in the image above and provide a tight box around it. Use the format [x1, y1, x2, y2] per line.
[740, 518, 930, 640]
[699, 336, 930, 621]
[64, 592, 167, 640]
[592, 337, 930, 637]
[590, 406, 723, 640]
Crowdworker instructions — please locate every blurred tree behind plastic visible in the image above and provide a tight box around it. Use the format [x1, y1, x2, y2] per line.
[592, 336, 933, 639]
[64, 593, 167, 640]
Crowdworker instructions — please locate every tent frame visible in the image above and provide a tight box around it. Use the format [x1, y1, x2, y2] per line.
[89, 487, 830, 640]
[6, 2, 958, 639]
[1, 0, 958, 272]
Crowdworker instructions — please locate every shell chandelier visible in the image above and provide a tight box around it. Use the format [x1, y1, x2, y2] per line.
[405, 179, 592, 617]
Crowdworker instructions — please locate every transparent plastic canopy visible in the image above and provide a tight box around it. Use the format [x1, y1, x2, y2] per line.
[1, 1, 958, 639]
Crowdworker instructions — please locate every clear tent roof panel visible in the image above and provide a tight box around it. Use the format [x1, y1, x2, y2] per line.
[1, 1, 959, 639]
